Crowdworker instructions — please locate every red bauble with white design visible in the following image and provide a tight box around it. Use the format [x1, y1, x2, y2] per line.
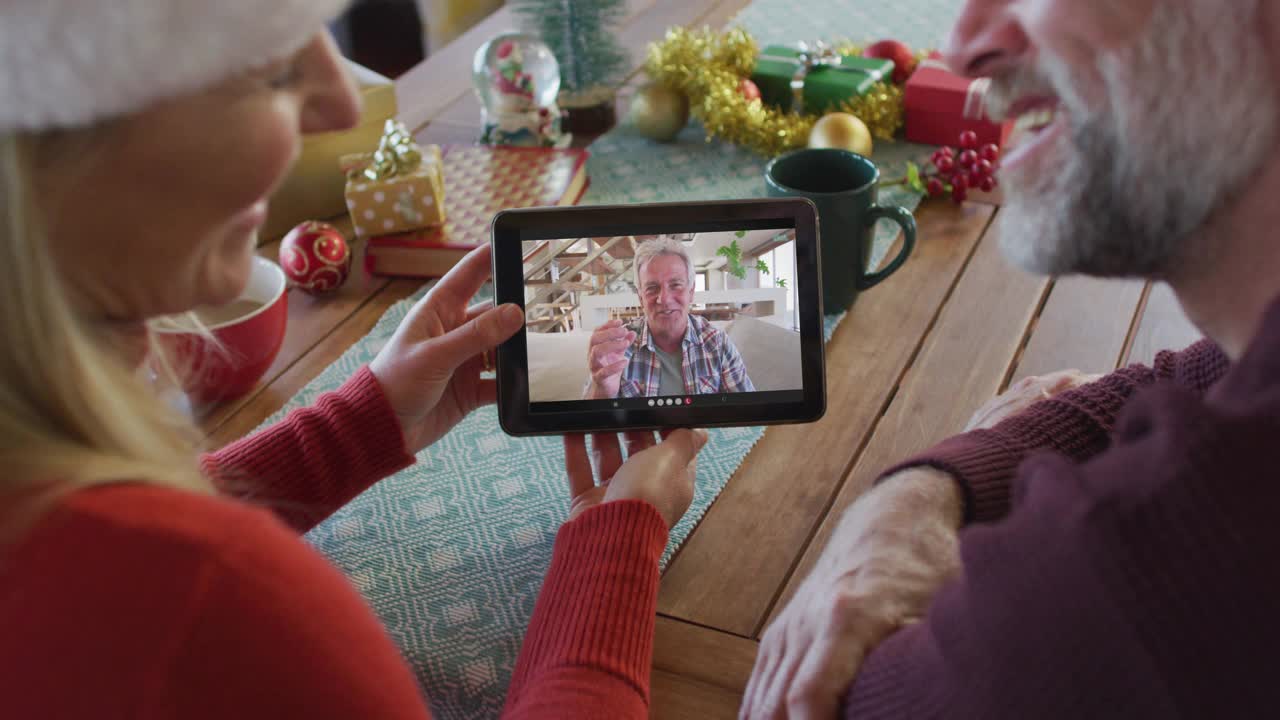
[278, 221, 352, 295]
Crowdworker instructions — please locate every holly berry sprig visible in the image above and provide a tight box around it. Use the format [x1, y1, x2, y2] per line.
[903, 130, 1001, 204]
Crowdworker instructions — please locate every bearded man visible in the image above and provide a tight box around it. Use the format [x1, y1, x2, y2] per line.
[740, 0, 1280, 717]
[584, 237, 754, 399]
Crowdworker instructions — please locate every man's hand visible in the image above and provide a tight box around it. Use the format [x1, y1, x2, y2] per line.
[741, 469, 963, 720]
[741, 370, 1101, 718]
[585, 319, 636, 399]
[965, 370, 1101, 431]
[563, 429, 707, 529]
[368, 245, 524, 453]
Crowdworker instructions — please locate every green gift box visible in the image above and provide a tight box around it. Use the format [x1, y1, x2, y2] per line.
[751, 45, 894, 115]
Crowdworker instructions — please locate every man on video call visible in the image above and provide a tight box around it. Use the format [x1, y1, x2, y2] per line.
[583, 237, 754, 399]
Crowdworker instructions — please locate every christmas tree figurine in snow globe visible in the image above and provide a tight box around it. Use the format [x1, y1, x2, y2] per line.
[513, 0, 628, 135]
[473, 32, 569, 148]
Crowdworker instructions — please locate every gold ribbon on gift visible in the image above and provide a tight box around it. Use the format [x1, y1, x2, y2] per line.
[354, 119, 423, 181]
[917, 58, 992, 120]
[761, 42, 890, 115]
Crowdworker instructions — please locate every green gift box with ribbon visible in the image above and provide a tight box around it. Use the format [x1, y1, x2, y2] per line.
[751, 44, 894, 115]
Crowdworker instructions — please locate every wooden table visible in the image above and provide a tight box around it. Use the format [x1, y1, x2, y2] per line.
[205, 2, 1203, 716]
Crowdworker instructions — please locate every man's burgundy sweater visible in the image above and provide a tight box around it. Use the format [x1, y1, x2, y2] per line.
[844, 301, 1280, 717]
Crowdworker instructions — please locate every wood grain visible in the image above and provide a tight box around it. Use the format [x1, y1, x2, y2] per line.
[765, 218, 1050, 632]
[695, 0, 755, 30]
[657, 202, 995, 636]
[1011, 276, 1146, 383]
[1123, 281, 1202, 366]
[651, 671, 742, 720]
[412, 120, 489, 147]
[653, 616, 758, 693]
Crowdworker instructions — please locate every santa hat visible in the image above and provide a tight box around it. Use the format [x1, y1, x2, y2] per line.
[0, 0, 352, 133]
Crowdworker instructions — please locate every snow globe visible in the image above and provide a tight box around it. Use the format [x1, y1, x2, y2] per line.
[473, 32, 569, 147]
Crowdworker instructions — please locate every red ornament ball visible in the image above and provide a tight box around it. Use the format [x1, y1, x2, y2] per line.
[740, 78, 762, 102]
[862, 39, 917, 85]
[279, 221, 352, 295]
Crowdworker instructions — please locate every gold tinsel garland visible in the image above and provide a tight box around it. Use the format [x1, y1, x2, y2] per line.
[644, 27, 907, 157]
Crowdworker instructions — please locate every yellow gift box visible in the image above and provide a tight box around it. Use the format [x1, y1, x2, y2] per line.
[261, 62, 398, 241]
[340, 122, 446, 239]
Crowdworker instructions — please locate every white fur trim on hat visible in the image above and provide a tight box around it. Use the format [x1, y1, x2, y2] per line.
[0, 0, 352, 132]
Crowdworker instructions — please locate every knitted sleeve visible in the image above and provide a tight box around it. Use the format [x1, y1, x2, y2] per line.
[845, 367, 1278, 718]
[502, 501, 669, 719]
[879, 339, 1228, 524]
[842, 456, 1180, 719]
[200, 366, 415, 532]
[156, 503, 434, 720]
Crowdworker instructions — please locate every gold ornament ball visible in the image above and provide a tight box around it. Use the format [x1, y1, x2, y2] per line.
[628, 83, 690, 142]
[808, 113, 874, 156]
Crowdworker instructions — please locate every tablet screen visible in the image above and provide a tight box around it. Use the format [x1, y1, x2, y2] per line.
[522, 230, 805, 413]
[492, 199, 824, 436]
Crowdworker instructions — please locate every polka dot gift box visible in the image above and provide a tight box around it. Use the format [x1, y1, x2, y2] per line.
[340, 120, 447, 239]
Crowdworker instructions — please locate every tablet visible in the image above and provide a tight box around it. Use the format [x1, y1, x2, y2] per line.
[492, 198, 825, 436]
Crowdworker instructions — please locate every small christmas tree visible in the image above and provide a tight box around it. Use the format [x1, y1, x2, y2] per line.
[512, 0, 628, 107]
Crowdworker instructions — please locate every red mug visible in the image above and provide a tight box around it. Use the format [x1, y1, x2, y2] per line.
[156, 256, 289, 406]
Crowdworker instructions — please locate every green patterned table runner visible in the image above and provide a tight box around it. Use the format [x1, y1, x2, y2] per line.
[286, 2, 965, 718]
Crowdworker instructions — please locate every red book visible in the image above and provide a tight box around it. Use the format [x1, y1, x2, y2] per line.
[365, 145, 590, 278]
[904, 55, 1013, 149]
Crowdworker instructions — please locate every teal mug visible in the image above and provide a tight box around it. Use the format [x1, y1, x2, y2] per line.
[766, 149, 917, 314]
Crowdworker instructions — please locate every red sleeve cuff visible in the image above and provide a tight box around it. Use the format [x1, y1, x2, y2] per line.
[504, 500, 668, 712]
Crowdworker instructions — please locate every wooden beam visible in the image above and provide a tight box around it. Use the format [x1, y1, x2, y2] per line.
[523, 238, 577, 280]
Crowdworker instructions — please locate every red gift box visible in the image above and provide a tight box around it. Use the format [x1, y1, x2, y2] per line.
[904, 55, 1013, 148]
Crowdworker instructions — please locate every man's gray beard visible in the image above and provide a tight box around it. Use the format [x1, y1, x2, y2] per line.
[998, 0, 1278, 279]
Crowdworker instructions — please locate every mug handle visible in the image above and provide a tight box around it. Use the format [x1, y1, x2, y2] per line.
[857, 205, 918, 290]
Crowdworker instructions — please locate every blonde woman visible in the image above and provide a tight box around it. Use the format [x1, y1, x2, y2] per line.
[0, 2, 705, 717]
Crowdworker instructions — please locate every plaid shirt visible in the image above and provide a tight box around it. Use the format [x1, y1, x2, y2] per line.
[614, 314, 755, 398]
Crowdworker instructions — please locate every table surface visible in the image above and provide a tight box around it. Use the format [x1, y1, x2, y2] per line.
[205, 2, 1203, 716]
